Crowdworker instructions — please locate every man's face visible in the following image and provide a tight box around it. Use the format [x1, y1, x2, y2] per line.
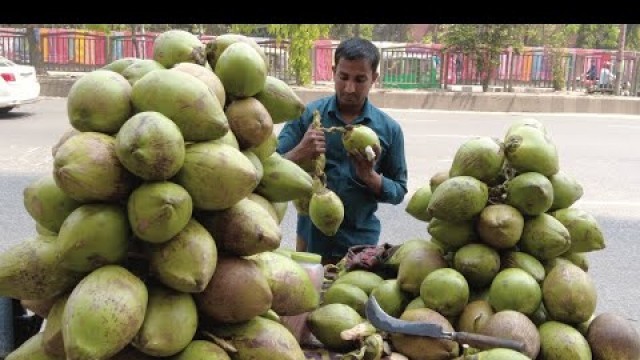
[333, 58, 379, 110]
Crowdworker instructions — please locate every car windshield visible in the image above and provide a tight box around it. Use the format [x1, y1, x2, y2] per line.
[0, 57, 16, 67]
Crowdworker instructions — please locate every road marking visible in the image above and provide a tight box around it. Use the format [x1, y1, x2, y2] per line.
[608, 125, 640, 130]
[383, 108, 640, 119]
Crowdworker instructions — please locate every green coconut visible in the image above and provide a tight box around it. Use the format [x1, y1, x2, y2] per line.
[453, 244, 501, 289]
[449, 136, 505, 184]
[249, 251, 320, 316]
[41, 293, 69, 357]
[427, 176, 488, 223]
[225, 97, 274, 149]
[152, 29, 206, 68]
[538, 321, 592, 360]
[246, 193, 278, 223]
[247, 131, 278, 161]
[542, 262, 597, 324]
[51, 128, 81, 158]
[342, 124, 381, 156]
[552, 207, 606, 253]
[480, 310, 540, 359]
[405, 297, 426, 311]
[121, 59, 165, 86]
[0, 235, 82, 300]
[427, 218, 477, 252]
[254, 75, 305, 124]
[333, 270, 385, 295]
[518, 213, 571, 261]
[405, 184, 433, 222]
[384, 238, 444, 274]
[67, 70, 132, 134]
[419, 268, 469, 318]
[194, 255, 272, 324]
[205, 316, 304, 360]
[53, 132, 137, 203]
[586, 312, 640, 360]
[131, 285, 198, 357]
[243, 149, 264, 182]
[429, 171, 450, 193]
[476, 204, 524, 249]
[322, 283, 369, 317]
[63, 265, 148, 360]
[505, 172, 554, 216]
[23, 174, 81, 233]
[307, 303, 364, 352]
[127, 181, 193, 244]
[131, 69, 228, 142]
[102, 57, 140, 74]
[309, 186, 345, 236]
[500, 251, 546, 283]
[505, 117, 548, 137]
[456, 299, 494, 334]
[215, 41, 267, 98]
[174, 142, 259, 210]
[115, 111, 185, 181]
[197, 197, 281, 256]
[504, 125, 559, 177]
[149, 218, 217, 293]
[171, 62, 226, 107]
[561, 252, 589, 272]
[5, 332, 63, 360]
[463, 348, 531, 360]
[171, 340, 230, 360]
[256, 152, 313, 202]
[548, 170, 584, 210]
[396, 242, 448, 296]
[488, 268, 541, 316]
[390, 308, 460, 360]
[56, 203, 130, 273]
[205, 33, 268, 71]
[371, 279, 413, 318]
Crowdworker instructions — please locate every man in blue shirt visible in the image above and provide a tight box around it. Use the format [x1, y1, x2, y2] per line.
[277, 37, 408, 265]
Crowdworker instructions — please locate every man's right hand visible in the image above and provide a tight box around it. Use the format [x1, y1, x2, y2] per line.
[285, 125, 326, 163]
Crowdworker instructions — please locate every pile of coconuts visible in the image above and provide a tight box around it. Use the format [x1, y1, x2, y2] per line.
[308, 118, 640, 360]
[0, 29, 333, 360]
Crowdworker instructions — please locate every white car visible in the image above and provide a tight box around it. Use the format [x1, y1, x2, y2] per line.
[0, 56, 41, 113]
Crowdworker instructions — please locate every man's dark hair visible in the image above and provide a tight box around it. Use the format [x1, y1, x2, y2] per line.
[334, 37, 380, 73]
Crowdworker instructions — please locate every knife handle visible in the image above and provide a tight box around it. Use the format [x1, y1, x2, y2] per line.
[451, 331, 526, 353]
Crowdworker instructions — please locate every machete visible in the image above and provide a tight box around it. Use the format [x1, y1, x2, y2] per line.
[365, 295, 526, 353]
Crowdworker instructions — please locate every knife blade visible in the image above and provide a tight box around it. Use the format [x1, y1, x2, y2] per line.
[365, 295, 526, 353]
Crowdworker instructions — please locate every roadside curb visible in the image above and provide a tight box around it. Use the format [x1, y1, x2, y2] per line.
[39, 76, 640, 115]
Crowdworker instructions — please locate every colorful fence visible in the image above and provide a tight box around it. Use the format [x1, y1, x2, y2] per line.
[1, 27, 639, 94]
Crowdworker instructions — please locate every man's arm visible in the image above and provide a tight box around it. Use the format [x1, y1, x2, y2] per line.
[375, 124, 408, 205]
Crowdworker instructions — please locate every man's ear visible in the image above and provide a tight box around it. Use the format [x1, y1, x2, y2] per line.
[372, 72, 379, 83]
[332, 65, 336, 74]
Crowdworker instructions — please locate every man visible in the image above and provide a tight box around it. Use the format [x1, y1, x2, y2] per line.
[598, 62, 616, 89]
[277, 37, 408, 265]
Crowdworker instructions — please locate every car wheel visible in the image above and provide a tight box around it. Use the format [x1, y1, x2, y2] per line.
[0, 106, 15, 114]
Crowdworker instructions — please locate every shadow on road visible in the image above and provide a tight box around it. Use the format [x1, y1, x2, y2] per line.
[0, 110, 35, 120]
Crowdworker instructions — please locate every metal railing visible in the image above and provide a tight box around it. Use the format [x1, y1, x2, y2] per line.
[2, 28, 640, 95]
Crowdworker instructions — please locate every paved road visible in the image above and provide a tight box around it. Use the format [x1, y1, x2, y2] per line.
[1, 98, 639, 331]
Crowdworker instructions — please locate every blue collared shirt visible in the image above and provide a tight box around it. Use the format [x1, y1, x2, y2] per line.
[277, 95, 408, 259]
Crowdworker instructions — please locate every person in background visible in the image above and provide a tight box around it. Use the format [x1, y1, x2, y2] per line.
[583, 61, 597, 88]
[276, 37, 408, 265]
[598, 62, 616, 89]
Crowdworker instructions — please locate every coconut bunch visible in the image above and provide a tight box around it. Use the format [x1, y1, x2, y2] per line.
[1, 30, 327, 360]
[310, 118, 639, 360]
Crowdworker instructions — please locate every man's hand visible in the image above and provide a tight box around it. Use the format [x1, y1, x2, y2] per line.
[348, 144, 382, 195]
[285, 124, 326, 164]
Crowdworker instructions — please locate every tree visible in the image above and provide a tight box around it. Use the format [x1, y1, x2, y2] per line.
[444, 24, 527, 92]
[231, 24, 331, 86]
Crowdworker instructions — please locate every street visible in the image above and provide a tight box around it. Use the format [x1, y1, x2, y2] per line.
[1, 97, 639, 331]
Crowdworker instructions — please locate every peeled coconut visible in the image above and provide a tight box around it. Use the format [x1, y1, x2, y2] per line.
[342, 124, 380, 157]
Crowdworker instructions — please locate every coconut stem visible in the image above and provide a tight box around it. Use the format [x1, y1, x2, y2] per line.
[311, 110, 328, 186]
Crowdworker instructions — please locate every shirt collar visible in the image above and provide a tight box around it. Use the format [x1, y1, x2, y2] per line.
[328, 95, 373, 125]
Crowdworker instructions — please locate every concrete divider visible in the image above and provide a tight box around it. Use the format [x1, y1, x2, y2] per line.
[40, 76, 640, 115]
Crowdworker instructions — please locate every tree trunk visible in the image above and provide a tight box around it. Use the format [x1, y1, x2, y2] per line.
[26, 25, 45, 75]
[614, 24, 626, 96]
[131, 24, 138, 58]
